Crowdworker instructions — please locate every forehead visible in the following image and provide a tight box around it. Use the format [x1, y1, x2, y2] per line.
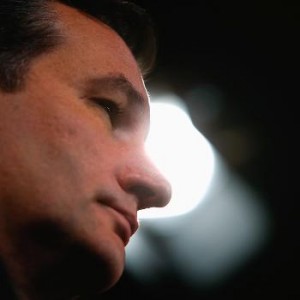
[48, 1, 148, 101]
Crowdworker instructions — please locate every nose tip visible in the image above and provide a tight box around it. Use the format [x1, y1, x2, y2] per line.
[119, 167, 172, 211]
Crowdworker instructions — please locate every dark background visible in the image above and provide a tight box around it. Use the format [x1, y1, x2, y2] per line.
[104, 1, 299, 299]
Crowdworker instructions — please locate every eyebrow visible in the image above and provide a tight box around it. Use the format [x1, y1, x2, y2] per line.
[83, 73, 149, 112]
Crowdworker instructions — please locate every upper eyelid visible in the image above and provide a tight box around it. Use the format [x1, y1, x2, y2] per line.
[85, 90, 126, 106]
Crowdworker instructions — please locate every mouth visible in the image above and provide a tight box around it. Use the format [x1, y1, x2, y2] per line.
[101, 204, 139, 246]
[117, 209, 139, 245]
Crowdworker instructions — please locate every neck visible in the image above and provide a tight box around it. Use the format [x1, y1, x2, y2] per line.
[0, 261, 18, 300]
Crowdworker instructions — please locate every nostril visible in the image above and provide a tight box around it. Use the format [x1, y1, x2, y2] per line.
[125, 179, 172, 211]
[118, 165, 172, 210]
[129, 185, 156, 200]
[127, 185, 160, 210]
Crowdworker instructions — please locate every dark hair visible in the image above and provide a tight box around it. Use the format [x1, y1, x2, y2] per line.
[0, 0, 157, 92]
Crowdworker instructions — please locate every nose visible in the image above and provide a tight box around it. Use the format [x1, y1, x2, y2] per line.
[117, 155, 172, 210]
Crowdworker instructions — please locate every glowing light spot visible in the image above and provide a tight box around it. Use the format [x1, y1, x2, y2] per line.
[139, 94, 215, 219]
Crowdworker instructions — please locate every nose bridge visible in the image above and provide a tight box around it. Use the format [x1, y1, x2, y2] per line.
[117, 149, 172, 210]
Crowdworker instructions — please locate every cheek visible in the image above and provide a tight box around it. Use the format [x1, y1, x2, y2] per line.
[0, 103, 112, 217]
[0, 91, 121, 242]
[0, 119, 118, 252]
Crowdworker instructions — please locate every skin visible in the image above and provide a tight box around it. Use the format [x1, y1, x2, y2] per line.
[0, 2, 171, 300]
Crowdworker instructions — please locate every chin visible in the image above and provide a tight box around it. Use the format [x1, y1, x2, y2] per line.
[26, 242, 125, 300]
[4, 221, 126, 300]
[1, 216, 125, 300]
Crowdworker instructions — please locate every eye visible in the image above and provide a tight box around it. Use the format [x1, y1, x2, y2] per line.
[88, 97, 123, 121]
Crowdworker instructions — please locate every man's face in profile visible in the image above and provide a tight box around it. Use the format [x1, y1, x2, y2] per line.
[0, 2, 171, 299]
